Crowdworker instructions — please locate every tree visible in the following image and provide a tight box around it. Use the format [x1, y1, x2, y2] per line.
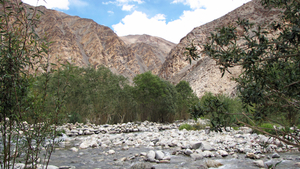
[0, 0, 64, 168]
[175, 81, 199, 120]
[133, 71, 177, 122]
[187, 0, 300, 146]
[39, 64, 131, 125]
[189, 92, 242, 132]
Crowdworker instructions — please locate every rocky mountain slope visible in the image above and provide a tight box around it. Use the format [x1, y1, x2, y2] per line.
[23, 0, 282, 97]
[158, 0, 282, 97]
[33, 6, 174, 80]
[120, 34, 175, 74]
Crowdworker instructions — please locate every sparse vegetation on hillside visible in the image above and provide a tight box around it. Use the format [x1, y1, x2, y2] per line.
[187, 0, 300, 146]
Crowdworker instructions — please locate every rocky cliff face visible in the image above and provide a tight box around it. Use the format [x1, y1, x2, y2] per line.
[120, 34, 175, 75]
[34, 6, 174, 80]
[158, 0, 282, 97]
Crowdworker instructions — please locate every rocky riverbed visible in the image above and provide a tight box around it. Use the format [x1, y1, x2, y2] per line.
[14, 120, 300, 168]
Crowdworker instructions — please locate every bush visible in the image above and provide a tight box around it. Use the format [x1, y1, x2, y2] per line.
[192, 123, 207, 130]
[189, 92, 243, 132]
[69, 112, 83, 124]
[179, 123, 193, 130]
[255, 123, 277, 135]
[232, 126, 239, 130]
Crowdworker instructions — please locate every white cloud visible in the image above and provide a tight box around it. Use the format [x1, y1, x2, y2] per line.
[153, 14, 166, 21]
[122, 4, 135, 11]
[113, 0, 251, 43]
[22, 0, 70, 10]
[108, 11, 114, 14]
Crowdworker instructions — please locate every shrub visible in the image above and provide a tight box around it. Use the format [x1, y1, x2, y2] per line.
[179, 123, 193, 130]
[192, 123, 207, 130]
[189, 92, 242, 132]
[255, 123, 277, 135]
[232, 126, 239, 130]
[69, 112, 83, 124]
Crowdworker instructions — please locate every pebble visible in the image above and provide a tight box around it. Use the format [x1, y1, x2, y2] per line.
[69, 147, 78, 152]
[205, 159, 223, 168]
[253, 160, 265, 168]
[108, 149, 115, 155]
[272, 152, 280, 158]
[43, 120, 298, 168]
[246, 153, 260, 159]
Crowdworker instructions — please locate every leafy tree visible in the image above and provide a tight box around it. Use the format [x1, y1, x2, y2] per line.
[133, 71, 177, 122]
[0, 0, 65, 168]
[114, 84, 138, 123]
[187, 0, 300, 146]
[34, 62, 142, 125]
[175, 80, 199, 120]
[189, 92, 238, 132]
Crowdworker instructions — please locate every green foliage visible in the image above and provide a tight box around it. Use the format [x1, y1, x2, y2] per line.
[175, 81, 199, 120]
[33, 64, 133, 124]
[33, 68, 197, 125]
[255, 123, 277, 135]
[0, 0, 64, 168]
[179, 123, 193, 130]
[69, 112, 83, 124]
[186, 0, 300, 146]
[190, 92, 242, 132]
[179, 122, 207, 130]
[133, 71, 177, 123]
[232, 126, 239, 130]
[192, 122, 207, 130]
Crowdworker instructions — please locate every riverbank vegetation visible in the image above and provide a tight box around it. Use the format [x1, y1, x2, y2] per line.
[32, 64, 199, 125]
[187, 0, 300, 147]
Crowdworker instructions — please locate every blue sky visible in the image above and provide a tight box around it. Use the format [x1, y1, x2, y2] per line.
[22, 0, 251, 43]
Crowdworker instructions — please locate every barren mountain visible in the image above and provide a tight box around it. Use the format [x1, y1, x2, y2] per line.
[121, 35, 176, 74]
[32, 6, 174, 80]
[158, 0, 282, 97]
[21, 0, 282, 97]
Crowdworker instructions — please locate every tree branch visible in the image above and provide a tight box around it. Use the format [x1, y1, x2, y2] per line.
[237, 118, 300, 147]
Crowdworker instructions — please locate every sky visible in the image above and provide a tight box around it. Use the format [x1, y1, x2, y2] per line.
[22, 0, 251, 43]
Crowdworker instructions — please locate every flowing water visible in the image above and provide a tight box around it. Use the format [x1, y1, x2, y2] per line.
[47, 134, 300, 169]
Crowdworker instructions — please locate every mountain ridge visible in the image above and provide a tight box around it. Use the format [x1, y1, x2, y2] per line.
[32, 5, 174, 80]
[20, 0, 282, 97]
[158, 0, 282, 97]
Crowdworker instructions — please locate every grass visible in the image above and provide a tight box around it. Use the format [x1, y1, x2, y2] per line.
[254, 123, 277, 135]
[179, 123, 193, 130]
[179, 123, 208, 130]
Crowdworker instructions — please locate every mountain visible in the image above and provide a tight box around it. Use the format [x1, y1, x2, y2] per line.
[120, 34, 176, 75]
[158, 0, 282, 97]
[33, 6, 175, 81]
[21, 0, 282, 97]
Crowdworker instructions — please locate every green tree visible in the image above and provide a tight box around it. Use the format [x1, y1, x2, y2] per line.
[190, 92, 242, 132]
[133, 71, 177, 122]
[175, 80, 199, 120]
[187, 0, 300, 146]
[114, 84, 138, 123]
[0, 0, 64, 168]
[37, 64, 134, 125]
